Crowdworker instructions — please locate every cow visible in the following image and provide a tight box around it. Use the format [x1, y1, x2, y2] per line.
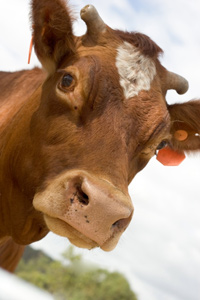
[0, 0, 200, 272]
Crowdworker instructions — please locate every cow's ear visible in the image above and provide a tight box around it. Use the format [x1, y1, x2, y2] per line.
[31, 0, 76, 74]
[168, 100, 200, 152]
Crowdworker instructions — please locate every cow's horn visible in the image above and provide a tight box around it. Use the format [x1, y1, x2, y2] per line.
[80, 5, 106, 38]
[165, 71, 189, 95]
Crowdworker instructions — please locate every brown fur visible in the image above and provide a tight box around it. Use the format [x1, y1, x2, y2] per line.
[0, 237, 25, 272]
[31, 0, 76, 73]
[169, 100, 200, 151]
[114, 30, 163, 58]
[0, 0, 199, 271]
[0, 68, 45, 133]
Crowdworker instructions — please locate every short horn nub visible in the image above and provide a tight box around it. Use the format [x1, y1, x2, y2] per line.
[80, 5, 106, 38]
[166, 71, 189, 95]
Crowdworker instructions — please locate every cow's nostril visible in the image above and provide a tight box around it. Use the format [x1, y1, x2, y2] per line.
[112, 214, 132, 231]
[76, 185, 89, 206]
[112, 219, 124, 229]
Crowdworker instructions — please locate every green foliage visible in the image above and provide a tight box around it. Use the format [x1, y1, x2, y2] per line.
[15, 246, 138, 300]
[62, 246, 81, 264]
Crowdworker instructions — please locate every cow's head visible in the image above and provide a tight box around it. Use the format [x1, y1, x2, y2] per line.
[26, 0, 198, 251]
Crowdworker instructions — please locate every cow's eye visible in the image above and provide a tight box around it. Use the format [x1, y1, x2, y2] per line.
[61, 74, 74, 88]
[157, 140, 167, 150]
[58, 73, 75, 92]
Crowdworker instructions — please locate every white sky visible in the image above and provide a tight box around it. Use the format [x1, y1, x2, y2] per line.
[1, 1, 200, 300]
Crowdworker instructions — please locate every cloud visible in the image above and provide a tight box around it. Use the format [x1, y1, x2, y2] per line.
[127, 155, 200, 300]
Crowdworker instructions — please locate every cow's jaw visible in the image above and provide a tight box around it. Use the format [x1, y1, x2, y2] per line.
[33, 170, 133, 251]
[44, 215, 98, 250]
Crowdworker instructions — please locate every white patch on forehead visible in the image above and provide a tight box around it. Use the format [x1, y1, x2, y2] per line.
[116, 41, 156, 99]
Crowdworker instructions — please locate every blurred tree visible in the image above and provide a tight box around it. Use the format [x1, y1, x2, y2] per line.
[15, 245, 138, 300]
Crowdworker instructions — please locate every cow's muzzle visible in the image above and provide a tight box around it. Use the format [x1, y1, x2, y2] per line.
[33, 170, 133, 251]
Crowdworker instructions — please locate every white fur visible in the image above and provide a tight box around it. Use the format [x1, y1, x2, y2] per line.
[116, 41, 156, 99]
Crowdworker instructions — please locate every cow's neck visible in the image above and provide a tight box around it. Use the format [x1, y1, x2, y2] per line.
[0, 83, 48, 244]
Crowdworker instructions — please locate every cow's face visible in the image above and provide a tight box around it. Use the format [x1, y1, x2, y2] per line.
[30, 2, 189, 250]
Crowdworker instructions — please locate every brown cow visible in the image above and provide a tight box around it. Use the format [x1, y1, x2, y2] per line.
[0, 0, 200, 272]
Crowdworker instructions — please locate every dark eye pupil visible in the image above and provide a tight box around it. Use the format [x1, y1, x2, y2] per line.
[157, 141, 167, 150]
[62, 74, 73, 87]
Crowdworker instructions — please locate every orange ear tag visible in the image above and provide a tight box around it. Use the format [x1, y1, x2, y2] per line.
[28, 36, 33, 64]
[174, 130, 188, 141]
[156, 146, 186, 166]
